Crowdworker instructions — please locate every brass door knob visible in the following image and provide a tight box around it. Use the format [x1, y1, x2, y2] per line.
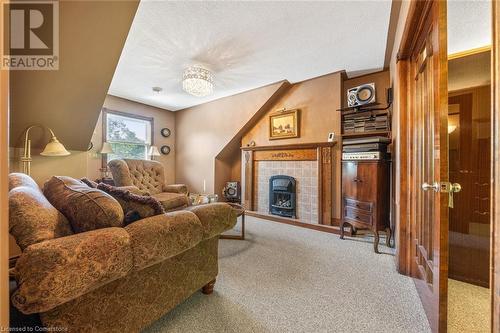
[422, 182, 439, 192]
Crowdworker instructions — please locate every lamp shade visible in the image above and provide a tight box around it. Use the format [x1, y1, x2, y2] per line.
[148, 145, 161, 156]
[40, 136, 71, 156]
[100, 142, 114, 154]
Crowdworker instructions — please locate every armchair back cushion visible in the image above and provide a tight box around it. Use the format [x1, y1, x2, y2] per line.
[108, 159, 165, 195]
[8, 173, 73, 250]
[43, 176, 124, 233]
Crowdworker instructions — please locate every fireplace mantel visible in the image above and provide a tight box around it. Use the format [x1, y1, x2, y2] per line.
[241, 141, 336, 151]
[241, 141, 338, 230]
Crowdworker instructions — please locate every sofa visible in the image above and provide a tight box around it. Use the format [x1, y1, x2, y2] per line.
[8, 173, 239, 332]
[108, 159, 189, 211]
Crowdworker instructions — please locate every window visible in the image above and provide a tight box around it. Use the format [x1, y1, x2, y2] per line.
[103, 110, 153, 162]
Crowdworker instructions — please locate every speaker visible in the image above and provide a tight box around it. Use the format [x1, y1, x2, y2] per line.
[347, 83, 376, 107]
[223, 181, 240, 202]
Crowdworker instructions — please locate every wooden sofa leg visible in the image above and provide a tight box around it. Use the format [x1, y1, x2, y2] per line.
[201, 279, 216, 295]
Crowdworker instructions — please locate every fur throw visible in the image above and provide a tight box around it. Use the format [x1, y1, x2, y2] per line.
[97, 183, 165, 224]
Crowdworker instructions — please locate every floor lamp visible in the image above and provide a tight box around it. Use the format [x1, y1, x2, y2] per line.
[21, 125, 71, 175]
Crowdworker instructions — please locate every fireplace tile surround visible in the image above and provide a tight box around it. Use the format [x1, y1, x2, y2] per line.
[255, 160, 318, 223]
[242, 142, 336, 229]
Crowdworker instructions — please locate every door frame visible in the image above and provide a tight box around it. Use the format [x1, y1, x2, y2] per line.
[395, 0, 448, 332]
[491, 1, 499, 331]
[0, 0, 9, 327]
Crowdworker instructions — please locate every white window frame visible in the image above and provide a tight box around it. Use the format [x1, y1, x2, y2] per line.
[102, 109, 154, 166]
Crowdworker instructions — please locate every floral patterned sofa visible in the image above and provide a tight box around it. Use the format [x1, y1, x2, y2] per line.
[8, 173, 239, 332]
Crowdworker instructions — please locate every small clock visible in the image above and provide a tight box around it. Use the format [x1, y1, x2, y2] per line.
[160, 128, 171, 138]
[160, 145, 171, 155]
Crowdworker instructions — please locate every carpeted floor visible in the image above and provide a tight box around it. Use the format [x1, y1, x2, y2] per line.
[448, 279, 490, 333]
[144, 216, 431, 333]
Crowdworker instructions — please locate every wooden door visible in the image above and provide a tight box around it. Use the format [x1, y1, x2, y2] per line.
[398, 1, 449, 332]
[448, 89, 491, 288]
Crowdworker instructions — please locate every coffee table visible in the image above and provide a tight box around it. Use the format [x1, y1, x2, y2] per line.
[220, 202, 245, 240]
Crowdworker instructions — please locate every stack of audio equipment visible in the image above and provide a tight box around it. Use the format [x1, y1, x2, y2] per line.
[342, 136, 391, 161]
[342, 113, 389, 134]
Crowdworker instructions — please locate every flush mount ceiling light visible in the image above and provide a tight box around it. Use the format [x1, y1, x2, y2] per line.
[182, 65, 214, 97]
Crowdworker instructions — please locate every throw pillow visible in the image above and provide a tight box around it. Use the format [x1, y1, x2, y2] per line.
[43, 176, 124, 233]
[96, 183, 165, 225]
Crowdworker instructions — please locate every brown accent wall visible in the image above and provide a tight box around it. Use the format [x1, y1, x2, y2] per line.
[241, 72, 343, 218]
[175, 81, 290, 195]
[9, 1, 139, 152]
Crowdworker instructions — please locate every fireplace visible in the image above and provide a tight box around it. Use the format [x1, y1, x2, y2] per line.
[269, 175, 296, 218]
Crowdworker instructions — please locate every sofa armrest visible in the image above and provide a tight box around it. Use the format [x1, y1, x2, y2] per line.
[163, 184, 188, 195]
[125, 211, 203, 270]
[186, 203, 239, 239]
[12, 228, 132, 314]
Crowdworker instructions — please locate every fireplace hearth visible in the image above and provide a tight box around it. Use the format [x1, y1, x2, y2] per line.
[269, 175, 296, 218]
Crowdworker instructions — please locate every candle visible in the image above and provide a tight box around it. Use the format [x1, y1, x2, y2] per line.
[203, 179, 206, 194]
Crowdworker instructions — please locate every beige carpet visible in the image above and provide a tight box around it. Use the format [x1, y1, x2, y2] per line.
[144, 217, 431, 333]
[448, 279, 490, 333]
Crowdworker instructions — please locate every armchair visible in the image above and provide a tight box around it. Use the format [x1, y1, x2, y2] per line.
[108, 159, 189, 211]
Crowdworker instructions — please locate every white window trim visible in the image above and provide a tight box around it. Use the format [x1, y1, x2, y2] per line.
[102, 108, 154, 168]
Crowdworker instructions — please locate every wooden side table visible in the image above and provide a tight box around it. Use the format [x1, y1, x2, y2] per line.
[220, 202, 245, 240]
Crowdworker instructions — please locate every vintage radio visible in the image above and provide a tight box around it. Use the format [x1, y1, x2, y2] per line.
[342, 136, 390, 161]
[342, 152, 384, 160]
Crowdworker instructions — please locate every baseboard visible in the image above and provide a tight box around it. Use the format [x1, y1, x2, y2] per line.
[246, 211, 348, 235]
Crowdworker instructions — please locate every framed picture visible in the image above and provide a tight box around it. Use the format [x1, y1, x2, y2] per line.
[269, 109, 300, 140]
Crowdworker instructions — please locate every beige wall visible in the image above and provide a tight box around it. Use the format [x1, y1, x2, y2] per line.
[87, 95, 176, 184]
[241, 72, 343, 218]
[175, 82, 288, 194]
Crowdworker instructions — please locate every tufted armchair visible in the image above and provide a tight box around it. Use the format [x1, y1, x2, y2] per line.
[108, 159, 189, 212]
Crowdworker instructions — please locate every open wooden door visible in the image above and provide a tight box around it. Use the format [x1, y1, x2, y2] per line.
[491, 1, 500, 331]
[397, 1, 450, 332]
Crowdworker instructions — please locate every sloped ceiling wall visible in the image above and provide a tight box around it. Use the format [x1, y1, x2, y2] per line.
[175, 81, 290, 194]
[9, 0, 139, 150]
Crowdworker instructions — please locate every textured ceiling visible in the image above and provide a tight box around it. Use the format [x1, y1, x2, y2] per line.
[448, 0, 491, 55]
[109, 1, 391, 111]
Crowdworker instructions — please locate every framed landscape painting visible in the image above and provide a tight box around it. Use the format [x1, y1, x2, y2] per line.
[269, 109, 300, 140]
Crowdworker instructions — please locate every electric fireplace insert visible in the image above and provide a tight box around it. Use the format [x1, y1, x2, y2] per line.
[269, 175, 296, 218]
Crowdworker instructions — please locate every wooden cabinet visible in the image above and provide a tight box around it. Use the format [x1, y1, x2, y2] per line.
[340, 160, 391, 253]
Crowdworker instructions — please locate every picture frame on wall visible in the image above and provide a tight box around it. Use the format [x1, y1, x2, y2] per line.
[269, 109, 300, 140]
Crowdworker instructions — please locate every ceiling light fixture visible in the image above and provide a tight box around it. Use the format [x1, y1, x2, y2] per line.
[182, 65, 214, 97]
